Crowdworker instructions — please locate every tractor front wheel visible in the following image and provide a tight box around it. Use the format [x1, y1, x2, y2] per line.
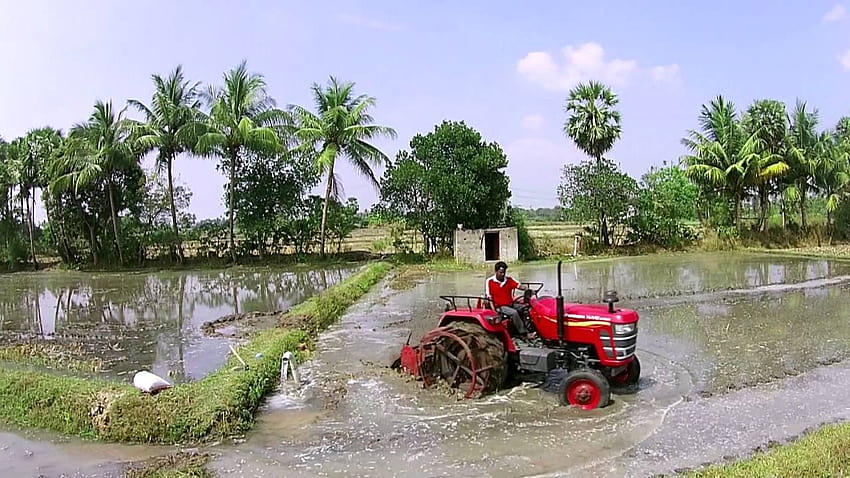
[558, 369, 610, 410]
[608, 355, 641, 392]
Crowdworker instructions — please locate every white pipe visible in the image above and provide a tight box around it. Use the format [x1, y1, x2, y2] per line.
[280, 351, 301, 388]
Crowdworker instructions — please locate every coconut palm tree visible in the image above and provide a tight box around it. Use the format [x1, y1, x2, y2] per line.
[785, 100, 820, 230]
[129, 65, 205, 263]
[56, 100, 139, 265]
[681, 96, 783, 231]
[197, 61, 285, 262]
[814, 132, 849, 233]
[289, 76, 396, 257]
[562, 81, 622, 246]
[742, 99, 790, 231]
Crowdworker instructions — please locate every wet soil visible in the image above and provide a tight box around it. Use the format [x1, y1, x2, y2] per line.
[6, 251, 850, 477]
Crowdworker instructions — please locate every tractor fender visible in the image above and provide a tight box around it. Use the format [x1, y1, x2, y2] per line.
[437, 312, 516, 352]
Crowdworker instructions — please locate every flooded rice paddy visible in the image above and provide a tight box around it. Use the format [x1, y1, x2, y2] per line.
[0, 265, 359, 381]
[5, 251, 850, 477]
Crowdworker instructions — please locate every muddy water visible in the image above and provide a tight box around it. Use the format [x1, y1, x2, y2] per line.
[0, 265, 358, 382]
[201, 251, 850, 477]
[8, 251, 850, 477]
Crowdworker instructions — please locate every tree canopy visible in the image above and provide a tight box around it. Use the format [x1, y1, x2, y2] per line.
[379, 120, 511, 252]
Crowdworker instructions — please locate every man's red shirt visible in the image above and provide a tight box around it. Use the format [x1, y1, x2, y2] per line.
[486, 275, 519, 308]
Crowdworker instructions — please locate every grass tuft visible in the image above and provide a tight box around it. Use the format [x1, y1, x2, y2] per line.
[687, 422, 850, 477]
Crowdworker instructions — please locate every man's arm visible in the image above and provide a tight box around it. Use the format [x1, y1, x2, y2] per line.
[511, 277, 527, 290]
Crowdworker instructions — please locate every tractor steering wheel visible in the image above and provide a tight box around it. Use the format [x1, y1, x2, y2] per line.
[512, 287, 536, 310]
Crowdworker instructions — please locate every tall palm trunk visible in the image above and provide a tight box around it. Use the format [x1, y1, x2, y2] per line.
[25, 191, 38, 268]
[593, 155, 610, 247]
[319, 159, 335, 258]
[734, 192, 743, 231]
[86, 219, 99, 266]
[799, 181, 808, 230]
[166, 156, 184, 264]
[758, 185, 769, 232]
[228, 151, 237, 263]
[107, 179, 125, 265]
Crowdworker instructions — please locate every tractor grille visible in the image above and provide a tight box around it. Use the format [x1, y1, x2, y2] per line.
[599, 327, 637, 359]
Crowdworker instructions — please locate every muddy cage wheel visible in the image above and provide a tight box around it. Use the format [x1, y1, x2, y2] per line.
[558, 369, 610, 410]
[417, 321, 506, 399]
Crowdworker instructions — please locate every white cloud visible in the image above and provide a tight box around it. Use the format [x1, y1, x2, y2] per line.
[823, 4, 846, 22]
[650, 64, 682, 84]
[840, 49, 850, 70]
[516, 42, 679, 91]
[521, 114, 546, 130]
[337, 13, 403, 31]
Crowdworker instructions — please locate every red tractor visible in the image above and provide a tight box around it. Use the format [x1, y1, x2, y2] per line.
[393, 261, 640, 409]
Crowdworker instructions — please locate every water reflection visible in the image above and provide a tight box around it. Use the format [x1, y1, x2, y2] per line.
[0, 265, 359, 382]
[511, 252, 849, 303]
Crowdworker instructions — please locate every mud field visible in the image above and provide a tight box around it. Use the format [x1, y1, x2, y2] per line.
[5, 251, 850, 477]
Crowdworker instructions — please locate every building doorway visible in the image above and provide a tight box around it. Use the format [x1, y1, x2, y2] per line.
[484, 231, 500, 261]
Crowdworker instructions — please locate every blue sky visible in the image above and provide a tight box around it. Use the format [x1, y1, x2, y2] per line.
[2, 1, 850, 220]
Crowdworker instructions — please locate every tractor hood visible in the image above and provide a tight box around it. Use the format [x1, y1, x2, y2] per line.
[532, 296, 639, 324]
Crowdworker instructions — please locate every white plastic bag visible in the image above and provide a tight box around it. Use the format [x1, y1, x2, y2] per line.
[133, 371, 172, 393]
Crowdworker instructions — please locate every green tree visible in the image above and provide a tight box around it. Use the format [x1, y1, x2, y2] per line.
[326, 197, 360, 252]
[835, 117, 850, 144]
[0, 137, 27, 265]
[557, 158, 637, 249]
[627, 163, 698, 247]
[129, 65, 205, 263]
[785, 100, 820, 230]
[379, 120, 511, 253]
[742, 99, 790, 231]
[22, 127, 64, 265]
[197, 61, 286, 262]
[139, 168, 194, 259]
[562, 81, 623, 246]
[57, 101, 141, 265]
[813, 132, 848, 232]
[682, 96, 779, 231]
[233, 150, 318, 257]
[290, 76, 396, 257]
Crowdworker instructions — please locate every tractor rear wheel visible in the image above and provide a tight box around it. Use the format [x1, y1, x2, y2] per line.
[558, 368, 610, 410]
[418, 321, 506, 399]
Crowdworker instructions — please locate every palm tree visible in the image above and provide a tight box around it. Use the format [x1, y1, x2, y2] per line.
[57, 100, 139, 265]
[129, 65, 204, 263]
[562, 80, 622, 246]
[814, 132, 849, 234]
[1, 138, 22, 263]
[742, 99, 790, 231]
[197, 61, 285, 262]
[785, 100, 820, 230]
[20, 127, 64, 268]
[290, 76, 397, 257]
[681, 96, 784, 231]
[0, 138, 9, 223]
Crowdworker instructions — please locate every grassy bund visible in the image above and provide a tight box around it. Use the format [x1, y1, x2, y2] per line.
[0, 261, 391, 444]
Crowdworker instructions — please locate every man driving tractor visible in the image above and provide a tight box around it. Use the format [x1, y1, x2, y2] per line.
[485, 261, 535, 340]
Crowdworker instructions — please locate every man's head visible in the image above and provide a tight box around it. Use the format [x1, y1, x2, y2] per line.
[494, 261, 508, 280]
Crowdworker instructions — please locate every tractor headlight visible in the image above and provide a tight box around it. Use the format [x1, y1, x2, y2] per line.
[614, 323, 635, 335]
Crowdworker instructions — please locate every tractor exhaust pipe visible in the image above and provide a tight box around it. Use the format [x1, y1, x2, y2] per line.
[557, 260, 564, 346]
